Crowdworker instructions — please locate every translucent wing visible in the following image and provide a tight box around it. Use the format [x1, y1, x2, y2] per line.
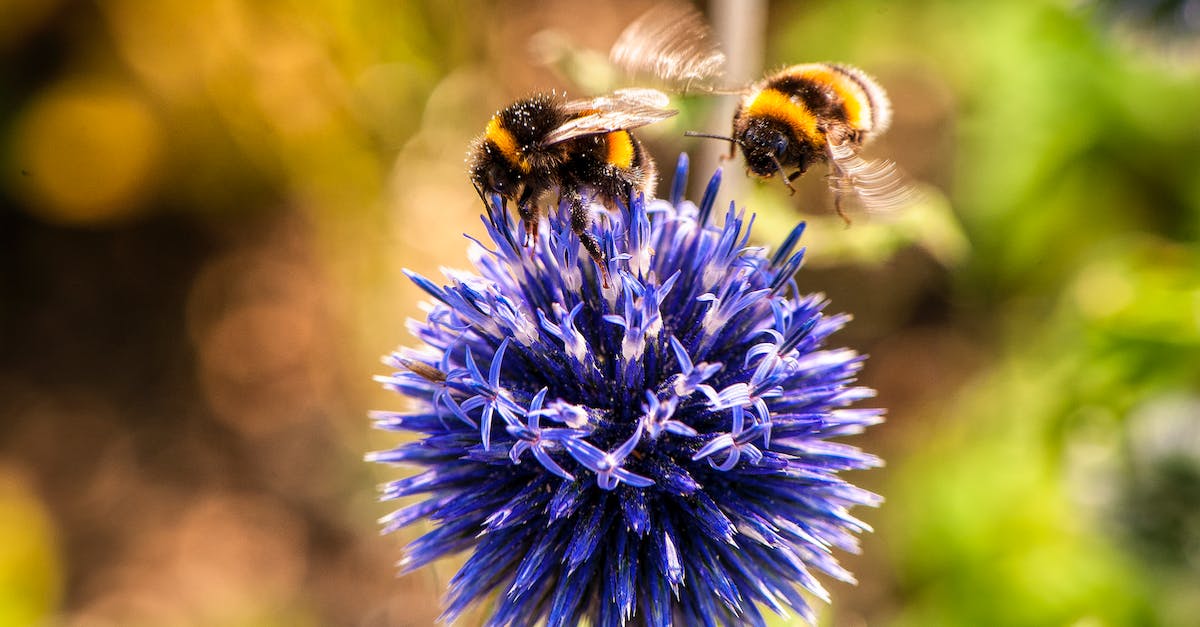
[609, 2, 726, 89]
[565, 87, 672, 112]
[542, 90, 677, 146]
[828, 141, 921, 213]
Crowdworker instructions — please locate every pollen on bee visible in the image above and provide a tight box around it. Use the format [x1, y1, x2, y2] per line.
[606, 131, 636, 170]
[485, 116, 530, 173]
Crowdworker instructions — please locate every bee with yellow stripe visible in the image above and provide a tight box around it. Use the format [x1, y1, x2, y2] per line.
[612, 4, 915, 219]
[728, 62, 910, 218]
[468, 89, 675, 287]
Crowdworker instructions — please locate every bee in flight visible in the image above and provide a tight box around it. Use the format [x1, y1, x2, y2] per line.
[611, 3, 917, 221]
[468, 88, 676, 287]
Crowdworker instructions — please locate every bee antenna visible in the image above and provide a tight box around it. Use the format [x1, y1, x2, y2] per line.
[684, 131, 738, 146]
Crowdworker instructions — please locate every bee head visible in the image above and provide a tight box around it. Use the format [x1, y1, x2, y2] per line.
[469, 96, 564, 207]
[737, 118, 814, 180]
[469, 139, 532, 208]
[475, 158, 520, 197]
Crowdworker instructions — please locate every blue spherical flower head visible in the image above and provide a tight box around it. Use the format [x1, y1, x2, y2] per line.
[371, 155, 884, 627]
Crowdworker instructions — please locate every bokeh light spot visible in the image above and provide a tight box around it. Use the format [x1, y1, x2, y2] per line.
[10, 80, 162, 225]
[1073, 260, 1135, 321]
[0, 0, 63, 49]
[0, 466, 61, 627]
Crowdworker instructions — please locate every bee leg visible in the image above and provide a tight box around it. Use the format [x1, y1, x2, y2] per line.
[826, 173, 853, 226]
[783, 170, 805, 196]
[834, 190, 852, 227]
[823, 152, 854, 227]
[718, 139, 735, 163]
[517, 203, 539, 250]
[771, 154, 797, 196]
[830, 177, 854, 227]
[567, 191, 610, 288]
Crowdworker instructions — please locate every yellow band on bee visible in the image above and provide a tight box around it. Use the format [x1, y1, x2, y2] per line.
[485, 116, 531, 173]
[795, 65, 870, 131]
[744, 88, 822, 146]
[606, 131, 635, 170]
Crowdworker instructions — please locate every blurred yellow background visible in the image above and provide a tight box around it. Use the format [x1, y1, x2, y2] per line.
[2, 0, 1198, 625]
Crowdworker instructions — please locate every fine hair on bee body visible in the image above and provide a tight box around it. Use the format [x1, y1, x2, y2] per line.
[610, 2, 918, 221]
[468, 88, 676, 288]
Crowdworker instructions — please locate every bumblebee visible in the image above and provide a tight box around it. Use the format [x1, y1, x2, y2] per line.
[468, 89, 675, 287]
[726, 62, 912, 218]
[610, 4, 915, 219]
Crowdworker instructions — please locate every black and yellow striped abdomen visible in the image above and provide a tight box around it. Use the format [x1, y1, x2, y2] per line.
[732, 62, 891, 180]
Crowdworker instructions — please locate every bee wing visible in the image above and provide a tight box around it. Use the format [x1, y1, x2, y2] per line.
[542, 91, 677, 146]
[828, 141, 921, 213]
[560, 88, 672, 113]
[609, 2, 726, 89]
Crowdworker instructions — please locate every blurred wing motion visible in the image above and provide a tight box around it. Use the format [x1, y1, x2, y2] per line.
[609, 2, 725, 89]
[828, 141, 922, 213]
[542, 90, 678, 146]
[566, 87, 672, 112]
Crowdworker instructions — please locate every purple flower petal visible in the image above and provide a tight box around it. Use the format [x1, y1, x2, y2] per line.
[372, 154, 882, 626]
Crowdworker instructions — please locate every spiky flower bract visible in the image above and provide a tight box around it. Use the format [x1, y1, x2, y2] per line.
[371, 155, 883, 626]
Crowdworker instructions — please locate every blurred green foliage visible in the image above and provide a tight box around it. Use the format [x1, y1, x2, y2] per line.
[778, 1, 1200, 625]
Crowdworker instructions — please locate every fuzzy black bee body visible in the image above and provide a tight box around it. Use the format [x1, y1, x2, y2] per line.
[469, 91, 673, 286]
[732, 63, 894, 211]
[611, 4, 915, 218]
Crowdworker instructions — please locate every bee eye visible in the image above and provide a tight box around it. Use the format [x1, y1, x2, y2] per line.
[487, 166, 513, 195]
[772, 136, 789, 156]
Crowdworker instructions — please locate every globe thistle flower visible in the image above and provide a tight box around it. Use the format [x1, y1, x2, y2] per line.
[371, 155, 883, 626]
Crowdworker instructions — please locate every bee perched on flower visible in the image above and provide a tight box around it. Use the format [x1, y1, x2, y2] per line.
[371, 155, 883, 626]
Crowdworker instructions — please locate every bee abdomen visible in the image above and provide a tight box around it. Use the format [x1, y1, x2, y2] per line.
[606, 130, 636, 170]
[823, 63, 892, 140]
[761, 63, 892, 144]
